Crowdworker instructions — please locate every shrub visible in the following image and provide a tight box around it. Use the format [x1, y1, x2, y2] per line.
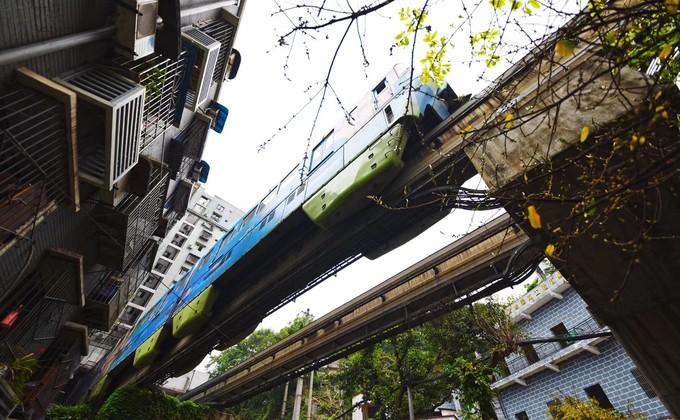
[47, 404, 95, 420]
[96, 386, 213, 420]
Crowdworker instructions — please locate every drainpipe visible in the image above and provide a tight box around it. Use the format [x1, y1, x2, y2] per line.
[0, 26, 115, 67]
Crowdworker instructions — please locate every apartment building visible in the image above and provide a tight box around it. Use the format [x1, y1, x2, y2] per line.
[493, 272, 670, 419]
[0, 1, 245, 416]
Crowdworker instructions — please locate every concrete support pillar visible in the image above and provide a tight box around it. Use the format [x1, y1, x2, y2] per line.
[292, 377, 304, 420]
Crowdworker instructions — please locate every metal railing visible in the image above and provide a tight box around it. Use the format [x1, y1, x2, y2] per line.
[84, 239, 157, 330]
[501, 317, 604, 377]
[0, 86, 71, 255]
[113, 52, 187, 150]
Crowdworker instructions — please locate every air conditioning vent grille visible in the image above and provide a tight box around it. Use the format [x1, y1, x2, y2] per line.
[198, 18, 236, 83]
[58, 67, 145, 190]
[184, 28, 220, 49]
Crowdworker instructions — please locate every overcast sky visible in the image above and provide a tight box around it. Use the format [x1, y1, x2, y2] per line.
[198, 0, 581, 351]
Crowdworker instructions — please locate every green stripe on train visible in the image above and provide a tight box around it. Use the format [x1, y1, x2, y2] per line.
[303, 124, 408, 230]
[133, 327, 166, 369]
[172, 285, 220, 339]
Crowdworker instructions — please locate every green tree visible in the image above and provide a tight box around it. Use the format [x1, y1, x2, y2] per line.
[333, 301, 520, 419]
[208, 310, 314, 376]
[207, 311, 315, 419]
[548, 395, 645, 420]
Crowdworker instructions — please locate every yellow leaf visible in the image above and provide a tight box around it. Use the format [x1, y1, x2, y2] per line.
[527, 205, 542, 229]
[666, 0, 679, 14]
[545, 243, 556, 257]
[639, 136, 646, 145]
[580, 126, 590, 143]
[554, 39, 575, 58]
[504, 112, 514, 129]
[659, 44, 673, 60]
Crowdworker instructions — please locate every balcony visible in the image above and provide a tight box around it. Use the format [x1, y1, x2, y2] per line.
[0, 69, 79, 256]
[112, 52, 188, 150]
[0, 249, 84, 373]
[492, 317, 610, 390]
[509, 271, 570, 322]
[168, 114, 212, 179]
[92, 161, 168, 271]
[22, 322, 88, 419]
[83, 239, 156, 331]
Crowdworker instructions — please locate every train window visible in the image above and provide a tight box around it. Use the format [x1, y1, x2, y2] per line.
[257, 187, 277, 214]
[207, 251, 229, 276]
[310, 130, 334, 170]
[374, 78, 387, 95]
[240, 209, 256, 229]
[385, 105, 394, 123]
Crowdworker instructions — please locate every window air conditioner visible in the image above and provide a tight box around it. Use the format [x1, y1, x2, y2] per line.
[115, 0, 159, 60]
[57, 67, 145, 190]
[182, 28, 221, 112]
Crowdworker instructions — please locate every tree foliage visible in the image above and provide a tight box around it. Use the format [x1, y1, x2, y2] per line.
[208, 310, 314, 376]
[207, 311, 315, 419]
[332, 301, 519, 419]
[548, 396, 645, 420]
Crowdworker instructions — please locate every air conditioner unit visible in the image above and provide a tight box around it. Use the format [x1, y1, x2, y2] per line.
[57, 67, 145, 190]
[115, 0, 158, 60]
[182, 28, 221, 112]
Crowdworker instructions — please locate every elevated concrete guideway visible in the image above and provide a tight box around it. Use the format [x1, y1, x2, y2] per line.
[183, 215, 534, 406]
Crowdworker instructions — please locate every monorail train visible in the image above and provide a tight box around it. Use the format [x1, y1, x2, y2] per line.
[95, 64, 465, 395]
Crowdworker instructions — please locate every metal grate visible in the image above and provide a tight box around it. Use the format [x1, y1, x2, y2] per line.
[197, 18, 236, 83]
[91, 160, 168, 272]
[0, 86, 71, 252]
[58, 67, 145, 189]
[113, 52, 188, 150]
[182, 28, 220, 110]
[84, 239, 157, 330]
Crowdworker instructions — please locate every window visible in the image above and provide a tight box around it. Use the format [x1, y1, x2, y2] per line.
[584, 384, 614, 409]
[180, 223, 193, 235]
[195, 242, 205, 252]
[521, 344, 540, 364]
[514, 411, 529, 420]
[185, 253, 200, 265]
[201, 221, 213, 231]
[631, 368, 657, 398]
[385, 104, 394, 123]
[550, 322, 571, 348]
[309, 130, 334, 170]
[171, 234, 186, 247]
[216, 204, 225, 212]
[193, 203, 206, 213]
[162, 245, 179, 260]
[179, 266, 189, 275]
[198, 195, 210, 207]
[373, 78, 386, 95]
[200, 230, 212, 241]
[186, 214, 199, 225]
[154, 259, 170, 274]
[211, 212, 221, 222]
[143, 274, 162, 289]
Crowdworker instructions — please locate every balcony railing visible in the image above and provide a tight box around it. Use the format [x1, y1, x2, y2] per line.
[21, 322, 87, 419]
[168, 115, 211, 180]
[0, 83, 75, 256]
[93, 162, 168, 271]
[497, 317, 605, 382]
[0, 250, 84, 381]
[112, 52, 188, 151]
[84, 239, 156, 331]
